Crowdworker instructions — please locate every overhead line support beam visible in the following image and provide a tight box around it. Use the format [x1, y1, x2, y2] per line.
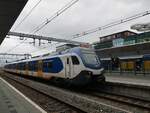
[7, 32, 87, 45]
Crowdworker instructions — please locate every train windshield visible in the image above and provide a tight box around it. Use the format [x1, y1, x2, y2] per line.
[81, 49, 101, 69]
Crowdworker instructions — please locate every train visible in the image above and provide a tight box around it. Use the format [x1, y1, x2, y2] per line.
[4, 47, 105, 86]
[101, 54, 150, 73]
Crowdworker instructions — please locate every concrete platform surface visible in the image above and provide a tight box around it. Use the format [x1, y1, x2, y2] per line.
[0, 77, 47, 113]
[105, 73, 150, 87]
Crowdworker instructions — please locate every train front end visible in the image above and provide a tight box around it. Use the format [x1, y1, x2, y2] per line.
[70, 47, 105, 86]
[81, 48, 105, 80]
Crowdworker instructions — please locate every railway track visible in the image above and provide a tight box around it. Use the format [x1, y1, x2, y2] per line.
[87, 91, 150, 113]
[92, 92, 150, 110]
[0, 73, 84, 113]
[85, 82, 150, 113]
[1, 71, 150, 113]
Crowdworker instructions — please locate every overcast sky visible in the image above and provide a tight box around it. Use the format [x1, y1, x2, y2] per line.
[0, 0, 150, 58]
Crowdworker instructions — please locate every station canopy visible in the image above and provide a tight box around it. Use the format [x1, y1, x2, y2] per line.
[0, 0, 28, 44]
[96, 42, 150, 58]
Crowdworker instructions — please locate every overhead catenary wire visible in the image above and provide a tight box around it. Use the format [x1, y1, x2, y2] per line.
[31, 0, 79, 34]
[31, 9, 150, 54]
[6, 6, 150, 55]
[30, 45, 55, 55]
[6, 0, 79, 54]
[5, 0, 43, 53]
[30, 10, 150, 54]
[30, 42, 60, 54]
[13, 0, 42, 31]
[71, 10, 150, 39]
[5, 38, 28, 53]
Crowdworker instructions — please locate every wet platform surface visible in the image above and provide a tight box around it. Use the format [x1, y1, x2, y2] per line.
[105, 72, 150, 87]
[0, 77, 46, 113]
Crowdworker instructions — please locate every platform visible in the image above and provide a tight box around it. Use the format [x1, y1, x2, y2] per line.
[0, 77, 46, 113]
[105, 72, 150, 87]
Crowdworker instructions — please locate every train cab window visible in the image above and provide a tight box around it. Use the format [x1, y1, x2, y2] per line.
[43, 62, 53, 68]
[48, 62, 52, 68]
[71, 56, 80, 65]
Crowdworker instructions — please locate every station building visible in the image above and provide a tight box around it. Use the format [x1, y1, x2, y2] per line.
[93, 30, 150, 74]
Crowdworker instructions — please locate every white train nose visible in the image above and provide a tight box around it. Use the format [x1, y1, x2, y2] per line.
[92, 68, 104, 75]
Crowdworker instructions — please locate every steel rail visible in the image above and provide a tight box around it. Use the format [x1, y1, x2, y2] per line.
[2, 72, 130, 113]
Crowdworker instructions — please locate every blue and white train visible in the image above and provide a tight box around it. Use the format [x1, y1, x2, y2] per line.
[4, 47, 105, 86]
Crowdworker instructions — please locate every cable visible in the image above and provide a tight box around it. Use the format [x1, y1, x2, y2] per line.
[6, 38, 27, 53]
[71, 10, 150, 39]
[5, 0, 43, 53]
[13, 0, 42, 31]
[30, 42, 60, 54]
[31, 0, 79, 34]
[30, 10, 150, 54]
[8, 8, 150, 54]
[6, 0, 78, 54]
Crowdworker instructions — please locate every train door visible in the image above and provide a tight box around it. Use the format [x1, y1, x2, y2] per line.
[29, 61, 34, 76]
[65, 57, 72, 78]
[16, 64, 18, 73]
[37, 60, 43, 77]
[65, 56, 80, 78]
[71, 56, 80, 78]
[25, 62, 28, 75]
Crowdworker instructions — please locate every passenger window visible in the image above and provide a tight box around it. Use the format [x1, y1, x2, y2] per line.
[29, 62, 32, 70]
[71, 56, 80, 65]
[43, 62, 47, 68]
[34, 62, 38, 71]
[38, 62, 43, 70]
[43, 62, 52, 68]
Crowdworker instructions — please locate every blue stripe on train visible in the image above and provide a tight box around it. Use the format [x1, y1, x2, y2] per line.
[42, 57, 63, 73]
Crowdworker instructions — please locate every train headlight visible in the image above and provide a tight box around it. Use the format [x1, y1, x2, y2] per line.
[88, 71, 92, 75]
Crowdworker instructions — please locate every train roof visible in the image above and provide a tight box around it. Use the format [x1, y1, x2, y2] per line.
[6, 53, 71, 65]
[5, 47, 94, 65]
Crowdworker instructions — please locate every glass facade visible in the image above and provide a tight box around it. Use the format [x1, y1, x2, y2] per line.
[94, 31, 150, 49]
[113, 38, 124, 47]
